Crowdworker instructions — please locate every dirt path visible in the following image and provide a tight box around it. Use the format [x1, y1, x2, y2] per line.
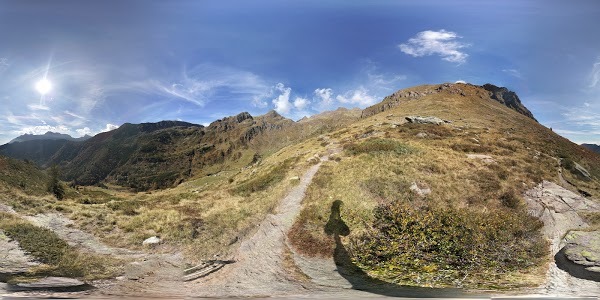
[186, 155, 330, 297]
[524, 180, 600, 295]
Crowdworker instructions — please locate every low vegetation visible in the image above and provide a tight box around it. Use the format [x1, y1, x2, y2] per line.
[0, 212, 120, 280]
[351, 201, 546, 286]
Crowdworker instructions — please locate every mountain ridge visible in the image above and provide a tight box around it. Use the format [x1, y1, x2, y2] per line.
[361, 82, 536, 121]
[9, 131, 91, 144]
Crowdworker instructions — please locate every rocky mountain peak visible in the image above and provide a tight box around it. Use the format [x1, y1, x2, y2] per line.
[482, 83, 537, 121]
[361, 83, 537, 121]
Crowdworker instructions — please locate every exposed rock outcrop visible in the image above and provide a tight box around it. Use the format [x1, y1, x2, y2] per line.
[405, 116, 446, 125]
[557, 230, 600, 281]
[524, 180, 600, 292]
[482, 83, 537, 121]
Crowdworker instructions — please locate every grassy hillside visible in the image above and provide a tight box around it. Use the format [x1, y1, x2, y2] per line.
[0, 155, 48, 196]
[289, 83, 600, 288]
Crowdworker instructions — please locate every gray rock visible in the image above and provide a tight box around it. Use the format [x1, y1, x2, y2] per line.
[405, 116, 445, 125]
[574, 162, 592, 180]
[466, 154, 495, 164]
[142, 236, 161, 246]
[564, 231, 600, 268]
[289, 176, 300, 181]
[415, 132, 428, 138]
[410, 182, 431, 196]
[556, 230, 600, 281]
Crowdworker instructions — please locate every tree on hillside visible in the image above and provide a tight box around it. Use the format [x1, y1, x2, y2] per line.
[47, 165, 65, 200]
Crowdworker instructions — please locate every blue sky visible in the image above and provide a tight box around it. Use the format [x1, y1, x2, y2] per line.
[1, 0, 600, 144]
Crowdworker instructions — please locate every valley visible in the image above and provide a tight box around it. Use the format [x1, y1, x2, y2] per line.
[1, 83, 600, 298]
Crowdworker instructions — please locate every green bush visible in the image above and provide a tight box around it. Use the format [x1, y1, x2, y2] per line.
[350, 201, 546, 286]
[345, 138, 412, 156]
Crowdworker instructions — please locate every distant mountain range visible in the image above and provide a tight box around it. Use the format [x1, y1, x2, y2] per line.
[582, 143, 600, 153]
[0, 111, 360, 190]
[9, 131, 91, 143]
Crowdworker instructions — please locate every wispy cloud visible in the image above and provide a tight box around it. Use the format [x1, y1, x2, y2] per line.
[0, 57, 8, 72]
[589, 57, 600, 88]
[155, 64, 271, 107]
[503, 69, 523, 79]
[399, 30, 469, 64]
[27, 104, 50, 111]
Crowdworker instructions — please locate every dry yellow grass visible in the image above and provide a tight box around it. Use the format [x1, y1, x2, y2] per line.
[288, 83, 599, 289]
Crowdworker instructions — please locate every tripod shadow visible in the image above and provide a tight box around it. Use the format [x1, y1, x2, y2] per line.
[324, 200, 476, 298]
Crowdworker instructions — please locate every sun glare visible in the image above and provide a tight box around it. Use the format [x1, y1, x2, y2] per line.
[35, 78, 52, 95]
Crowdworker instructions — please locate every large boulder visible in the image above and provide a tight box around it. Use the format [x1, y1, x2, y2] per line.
[405, 116, 446, 125]
[556, 230, 600, 281]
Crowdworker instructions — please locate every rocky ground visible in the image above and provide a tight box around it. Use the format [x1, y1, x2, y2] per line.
[524, 180, 600, 295]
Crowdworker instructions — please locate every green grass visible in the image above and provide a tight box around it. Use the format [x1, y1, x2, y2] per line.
[232, 157, 297, 196]
[0, 212, 120, 280]
[345, 138, 413, 156]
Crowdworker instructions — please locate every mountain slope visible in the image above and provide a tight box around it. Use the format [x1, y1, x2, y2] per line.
[1, 110, 360, 191]
[0, 155, 48, 196]
[9, 131, 91, 143]
[582, 143, 600, 154]
[289, 83, 600, 288]
[361, 83, 537, 121]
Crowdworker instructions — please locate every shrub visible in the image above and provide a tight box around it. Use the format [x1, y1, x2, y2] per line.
[350, 201, 546, 286]
[47, 165, 65, 200]
[345, 138, 412, 156]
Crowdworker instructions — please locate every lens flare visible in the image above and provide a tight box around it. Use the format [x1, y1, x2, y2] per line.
[35, 78, 52, 95]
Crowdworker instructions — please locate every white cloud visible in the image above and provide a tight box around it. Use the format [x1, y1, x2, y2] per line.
[293, 97, 310, 110]
[335, 87, 377, 106]
[271, 83, 292, 114]
[590, 58, 600, 88]
[314, 88, 334, 106]
[64, 110, 86, 120]
[502, 69, 523, 79]
[27, 104, 50, 111]
[16, 125, 70, 136]
[455, 80, 467, 84]
[0, 57, 8, 71]
[399, 30, 469, 64]
[75, 127, 92, 136]
[102, 123, 119, 132]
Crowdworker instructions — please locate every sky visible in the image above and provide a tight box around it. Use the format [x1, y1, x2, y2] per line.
[1, 0, 600, 145]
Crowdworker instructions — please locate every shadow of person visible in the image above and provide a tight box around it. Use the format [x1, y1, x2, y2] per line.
[324, 200, 479, 298]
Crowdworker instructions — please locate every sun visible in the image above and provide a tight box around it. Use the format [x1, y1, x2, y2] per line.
[35, 78, 52, 95]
